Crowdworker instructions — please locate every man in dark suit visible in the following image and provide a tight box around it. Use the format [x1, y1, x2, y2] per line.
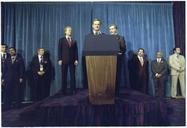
[58, 26, 78, 95]
[92, 18, 103, 35]
[1, 43, 10, 105]
[31, 48, 51, 101]
[2, 47, 25, 109]
[1, 44, 10, 75]
[108, 24, 126, 96]
[151, 52, 168, 97]
[131, 48, 149, 94]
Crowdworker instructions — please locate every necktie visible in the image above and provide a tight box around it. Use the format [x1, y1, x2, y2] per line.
[40, 56, 43, 63]
[11, 56, 15, 63]
[140, 57, 144, 66]
[40, 56, 44, 71]
[2, 53, 5, 60]
[177, 55, 179, 59]
[67, 37, 71, 47]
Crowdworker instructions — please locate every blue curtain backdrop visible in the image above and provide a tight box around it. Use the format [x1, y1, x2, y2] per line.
[2, 2, 175, 100]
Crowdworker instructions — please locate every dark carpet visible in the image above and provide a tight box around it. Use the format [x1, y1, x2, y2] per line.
[1, 89, 185, 126]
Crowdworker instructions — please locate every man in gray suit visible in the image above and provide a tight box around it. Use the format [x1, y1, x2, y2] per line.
[151, 52, 168, 97]
[169, 47, 185, 98]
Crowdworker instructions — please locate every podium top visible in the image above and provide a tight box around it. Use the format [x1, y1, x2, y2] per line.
[83, 34, 119, 56]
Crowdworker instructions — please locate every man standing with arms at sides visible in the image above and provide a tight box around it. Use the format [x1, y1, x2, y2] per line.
[1, 43, 10, 106]
[151, 52, 168, 98]
[108, 24, 126, 96]
[169, 47, 185, 98]
[1, 44, 10, 76]
[58, 26, 78, 95]
[31, 48, 51, 101]
[2, 47, 25, 109]
[131, 48, 149, 94]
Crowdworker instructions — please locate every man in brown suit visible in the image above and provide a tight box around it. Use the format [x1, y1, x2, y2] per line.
[131, 48, 149, 94]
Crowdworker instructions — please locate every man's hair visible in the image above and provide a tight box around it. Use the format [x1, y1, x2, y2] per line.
[108, 24, 118, 29]
[64, 26, 72, 33]
[92, 18, 102, 25]
[173, 47, 180, 53]
[1, 43, 7, 47]
[38, 48, 45, 51]
[138, 48, 144, 53]
[9, 47, 16, 51]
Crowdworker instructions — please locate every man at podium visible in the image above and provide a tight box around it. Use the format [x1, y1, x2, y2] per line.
[83, 19, 119, 105]
[90, 18, 104, 36]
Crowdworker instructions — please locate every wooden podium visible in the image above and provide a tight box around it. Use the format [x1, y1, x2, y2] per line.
[83, 34, 119, 105]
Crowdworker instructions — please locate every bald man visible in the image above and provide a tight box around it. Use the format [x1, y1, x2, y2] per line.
[151, 52, 168, 97]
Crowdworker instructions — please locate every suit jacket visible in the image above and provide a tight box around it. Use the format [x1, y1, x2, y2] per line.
[3, 54, 25, 82]
[169, 54, 185, 75]
[131, 54, 149, 84]
[31, 55, 50, 78]
[1, 53, 10, 78]
[58, 37, 78, 64]
[151, 58, 168, 79]
[113, 34, 126, 54]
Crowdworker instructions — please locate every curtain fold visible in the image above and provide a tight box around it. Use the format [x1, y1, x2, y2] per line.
[2, 2, 175, 99]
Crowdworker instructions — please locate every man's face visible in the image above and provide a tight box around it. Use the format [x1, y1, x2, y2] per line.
[175, 48, 181, 54]
[156, 52, 162, 59]
[65, 27, 72, 36]
[109, 26, 117, 35]
[9, 48, 16, 56]
[38, 49, 45, 56]
[92, 21, 101, 31]
[0, 45, 6, 53]
[138, 49, 144, 57]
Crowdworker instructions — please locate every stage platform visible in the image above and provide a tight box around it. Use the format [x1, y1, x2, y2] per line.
[1, 89, 185, 126]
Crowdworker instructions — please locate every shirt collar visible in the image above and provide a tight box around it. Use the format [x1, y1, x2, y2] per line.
[137, 55, 143, 59]
[174, 53, 179, 57]
[66, 36, 71, 39]
[93, 30, 101, 35]
[110, 33, 118, 35]
[38, 55, 43, 58]
[1, 52, 6, 55]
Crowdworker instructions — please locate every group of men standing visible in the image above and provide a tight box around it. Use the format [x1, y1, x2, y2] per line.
[1, 45, 52, 109]
[1, 18, 185, 109]
[129, 46, 185, 98]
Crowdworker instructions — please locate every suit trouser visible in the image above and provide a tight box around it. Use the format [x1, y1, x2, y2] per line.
[61, 64, 76, 93]
[171, 73, 185, 97]
[115, 55, 125, 96]
[153, 77, 165, 97]
[4, 79, 22, 108]
[33, 75, 49, 101]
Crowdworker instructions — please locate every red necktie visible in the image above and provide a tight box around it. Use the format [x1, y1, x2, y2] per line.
[67, 37, 71, 47]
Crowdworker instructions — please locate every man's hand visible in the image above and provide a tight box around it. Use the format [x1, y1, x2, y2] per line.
[118, 52, 122, 55]
[38, 71, 45, 76]
[58, 60, 62, 65]
[74, 60, 78, 66]
[155, 73, 162, 78]
[19, 78, 23, 83]
[1, 79, 4, 86]
[157, 74, 162, 78]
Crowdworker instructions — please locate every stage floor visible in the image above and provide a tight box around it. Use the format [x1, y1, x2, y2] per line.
[1, 89, 185, 126]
